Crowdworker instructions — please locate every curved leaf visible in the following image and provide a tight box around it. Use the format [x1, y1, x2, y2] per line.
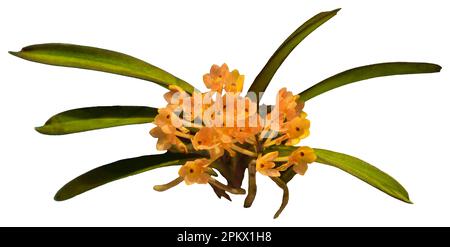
[314, 148, 411, 203]
[270, 146, 411, 203]
[247, 8, 340, 100]
[36, 106, 157, 135]
[55, 152, 202, 201]
[9, 43, 196, 93]
[299, 62, 442, 101]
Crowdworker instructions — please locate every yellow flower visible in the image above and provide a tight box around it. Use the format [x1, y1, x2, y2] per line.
[178, 158, 211, 185]
[149, 126, 187, 152]
[203, 63, 230, 93]
[281, 113, 310, 145]
[256, 151, 281, 177]
[279, 146, 316, 175]
[224, 69, 245, 93]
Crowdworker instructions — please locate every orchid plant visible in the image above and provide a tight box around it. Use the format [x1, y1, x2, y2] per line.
[10, 8, 441, 218]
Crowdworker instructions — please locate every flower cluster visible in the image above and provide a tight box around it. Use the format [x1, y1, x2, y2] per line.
[150, 64, 316, 193]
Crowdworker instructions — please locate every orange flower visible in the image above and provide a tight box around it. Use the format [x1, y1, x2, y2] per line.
[210, 94, 258, 128]
[224, 69, 245, 93]
[279, 146, 316, 175]
[275, 87, 303, 121]
[231, 114, 262, 144]
[256, 151, 280, 177]
[281, 113, 310, 145]
[164, 85, 190, 106]
[178, 158, 211, 185]
[182, 91, 214, 122]
[203, 63, 230, 93]
[192, 127, 220, 150]
[149, 126, 187, 153]
[153, 106, 183, 134]
[235, 96, 258, 121]
[192, 127, 235, 160]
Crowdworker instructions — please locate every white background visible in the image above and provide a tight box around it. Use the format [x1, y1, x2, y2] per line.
[1, 0, 448, 226]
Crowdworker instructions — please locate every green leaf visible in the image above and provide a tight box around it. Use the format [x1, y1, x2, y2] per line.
[269, 146, 411, 203]
[54, 152, 202, 201]
[314, 148, 411, 203]
[9, 43, 196, 93]
[36, 106, 157, 135]
[247, 8, 340, 100]
[299, 62, 442, 101]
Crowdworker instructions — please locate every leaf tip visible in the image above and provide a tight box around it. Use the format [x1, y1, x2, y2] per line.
[8, 51, 20, 57]
[435, 64, 442, 72]
[404, 196, 413, 204]
[34, 126, 47, 134]
[53, 191, 65, 201]
[54, 186, 74, 201]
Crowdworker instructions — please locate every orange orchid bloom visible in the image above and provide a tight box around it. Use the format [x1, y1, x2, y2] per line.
[149, 126, 187, 153]
[276, 87, 303, 121]
[256, 151, 280, 177]
[224, 69, 245, 94]
[280, 113, 310, 145]
[279, 146, 316, 175]
[178, 158, 211, 184]
[203, 63, 230, 93]
[153, 106, 183, 134]
[164, 85, 190, 106]
[192, 127, 235, 160]
[182, 91, 214, 122]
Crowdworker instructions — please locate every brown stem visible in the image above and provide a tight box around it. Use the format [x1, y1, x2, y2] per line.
[244, 160, 257, 207]
[208, 178, 246, 195]
[270, 177, 289, 219]
[153, 177, 184, 192]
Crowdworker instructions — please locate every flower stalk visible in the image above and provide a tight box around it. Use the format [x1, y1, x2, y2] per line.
[270, 177, 289, 219]
[244, 160, 257, 208]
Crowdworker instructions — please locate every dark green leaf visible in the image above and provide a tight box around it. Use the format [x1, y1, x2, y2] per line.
[299, 62, 442, 101]
[9, 43, 196, 93]
[269, 146, 411, 203]
[54, 152, 202, 201]
[247, 8, 340, 100]
[36, 106, 157, 135]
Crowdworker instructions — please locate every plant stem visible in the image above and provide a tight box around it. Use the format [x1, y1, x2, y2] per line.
[231, 144, 257, 157]
[153, 177, 184, 192]
[270, 177, 289, 219]
[245, 136, 256, 145]
[175, 131, 193, 139]
[274, 156, 289, 162]
[263, 130, 277, 145]
[208, 178, 246, 194]
[264, 135, 287, 147]
[244, 160, 257, 207]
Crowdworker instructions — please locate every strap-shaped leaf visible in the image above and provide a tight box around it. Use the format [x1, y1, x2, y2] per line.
[9, 43, 196, 93]
[270, 146, 411, 203]
[299, 62, 442, 101]
[247, 8, 340, 99]
[36, 106, 157, 135]
[314, 148, 411, 203]
[55, 152, 202, 201]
